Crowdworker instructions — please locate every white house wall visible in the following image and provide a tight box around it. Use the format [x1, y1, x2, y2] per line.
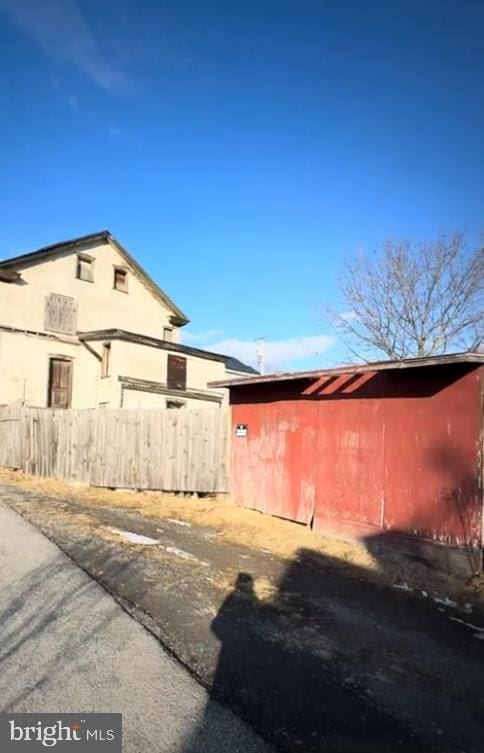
[0, 330, 99, 407]
[0, 241, 180, 341]
[0, 237, 232, 409]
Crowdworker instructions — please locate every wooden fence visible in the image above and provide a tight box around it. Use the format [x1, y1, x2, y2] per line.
[0, 405, 228, 493]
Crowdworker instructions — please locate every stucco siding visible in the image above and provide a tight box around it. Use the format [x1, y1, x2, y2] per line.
[0, 241, 181, 341]
[0, 237, 232, 409]
[0, 331, 92, 407]
[114, 339, 226, 392]
[121, 389, 220, 409]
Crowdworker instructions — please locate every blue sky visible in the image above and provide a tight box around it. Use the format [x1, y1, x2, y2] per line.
[0, 0, 483, 371]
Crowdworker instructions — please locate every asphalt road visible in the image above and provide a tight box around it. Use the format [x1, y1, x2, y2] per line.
[0, 502, 272, 753]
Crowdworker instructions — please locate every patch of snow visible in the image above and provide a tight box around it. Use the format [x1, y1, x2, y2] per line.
[421, 590, 428, 598]
[434, 596, 474, 613]
[110, 528, 159, 545]
[168, 519, 191, 528]
[164, 546, 209, 567]
[393, 582, 412, 592]
[434, 596, 458, 608]
[165, 545, 196, 560]
[449, 616, 484, 641]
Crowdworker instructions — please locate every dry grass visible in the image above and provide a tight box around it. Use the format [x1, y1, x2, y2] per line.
[0, 468, 378, 574]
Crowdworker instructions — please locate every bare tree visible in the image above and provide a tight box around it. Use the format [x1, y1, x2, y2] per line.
[327, 233, 484, 361]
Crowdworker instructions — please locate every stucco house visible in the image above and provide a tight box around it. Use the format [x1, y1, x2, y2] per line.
[0, 231, 256, 409]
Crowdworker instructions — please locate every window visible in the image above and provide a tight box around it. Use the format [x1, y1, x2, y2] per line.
[101, 343, 111, 377]
[76, 254, 93, 282]
[167, 354, 187, 391]
[114, 267, 128, 292]
[163, 327, 173, 342]
[44, 293, 78, 334]
[166, 399, 185, 409]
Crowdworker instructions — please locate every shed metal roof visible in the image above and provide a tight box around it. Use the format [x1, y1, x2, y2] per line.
[209, 351, 484, 389]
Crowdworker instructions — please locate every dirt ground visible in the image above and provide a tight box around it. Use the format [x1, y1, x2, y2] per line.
[1, 474, 484, 753]
[0, 468, 481, 603]
[0, 468, 377, 564]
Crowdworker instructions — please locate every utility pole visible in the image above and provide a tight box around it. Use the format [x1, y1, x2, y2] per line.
[255, 337, 266, 375]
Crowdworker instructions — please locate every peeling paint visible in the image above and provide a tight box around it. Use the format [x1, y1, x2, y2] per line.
[230, 365, 483, 575]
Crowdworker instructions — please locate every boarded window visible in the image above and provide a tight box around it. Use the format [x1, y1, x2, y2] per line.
[76, 254, 93, 282]
[44, 293, 78, 335]
[167, 354, 187, 391]
[101, 343, 111, 377]
[163, 327, 172, 342]
[114, 267, 128, 292]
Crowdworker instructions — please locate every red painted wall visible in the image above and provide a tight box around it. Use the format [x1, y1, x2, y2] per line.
[230, 364, 483, 560]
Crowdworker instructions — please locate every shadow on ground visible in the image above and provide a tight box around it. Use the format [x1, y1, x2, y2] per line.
[2, 485, 483, 753]
[182, 549, 484, 753]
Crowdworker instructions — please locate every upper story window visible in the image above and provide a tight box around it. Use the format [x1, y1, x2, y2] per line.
[76, 254, 94, 282]
[163, 327, 173, 342]
[114, 266, 128, 292]
[44, 293, 78, 335]
[167, 354, 187, 391]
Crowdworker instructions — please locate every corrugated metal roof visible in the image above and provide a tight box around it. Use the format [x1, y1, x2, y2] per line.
[209, 351, 484, 388]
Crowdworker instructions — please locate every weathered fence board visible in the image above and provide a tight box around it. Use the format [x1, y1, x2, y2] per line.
[0, 406, 228, 493]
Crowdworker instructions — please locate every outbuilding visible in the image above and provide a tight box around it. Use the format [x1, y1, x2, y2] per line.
[212, 352, 484, 577]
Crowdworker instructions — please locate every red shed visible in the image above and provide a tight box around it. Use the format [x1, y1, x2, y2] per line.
[212, 352, 484, 577]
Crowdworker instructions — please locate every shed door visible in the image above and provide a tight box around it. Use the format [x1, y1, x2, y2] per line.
[48, 358, 72, 408]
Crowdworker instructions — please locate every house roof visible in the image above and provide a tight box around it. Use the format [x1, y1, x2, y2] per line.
[222, 356, 259, 375]
[0, 230, 190, 326]
[209, 351, 484, 388]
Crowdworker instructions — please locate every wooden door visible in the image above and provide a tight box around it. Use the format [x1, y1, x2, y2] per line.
[48, 358, 72, 408]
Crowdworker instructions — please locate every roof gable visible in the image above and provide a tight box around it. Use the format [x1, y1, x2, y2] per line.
[0, 231, 189, 325]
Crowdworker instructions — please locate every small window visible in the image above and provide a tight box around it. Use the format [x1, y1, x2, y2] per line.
[101, 343, 111, 377]
[163, 327, 173, 342]
[114, 267, 128, 292]
[167, 354, 187, 391]
[166, 399, 185, 409]
[76, 255, 93, 282]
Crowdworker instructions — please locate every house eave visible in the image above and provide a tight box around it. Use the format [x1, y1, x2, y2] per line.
[79, 328, 227, 363]
[0, 269, 21, 283]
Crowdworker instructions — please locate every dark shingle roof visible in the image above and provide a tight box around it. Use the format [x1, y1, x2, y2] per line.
[222, 356, 259, 375]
